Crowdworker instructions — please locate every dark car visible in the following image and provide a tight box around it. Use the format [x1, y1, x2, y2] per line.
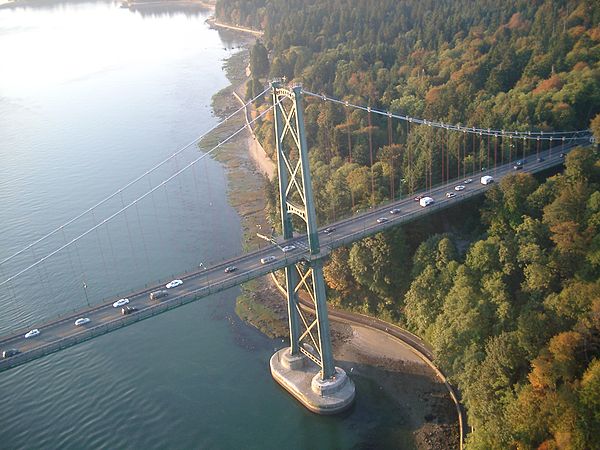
[537, 157, 544, 162]
[2, 349, 19, 358]
[224, 266, 237, 273]
[560, 153, 566, 158]
[121, 306, 137, 315]
[414, 195, 423, 202]
[513, 160, 523, 170]
[323, 227, 336, 234]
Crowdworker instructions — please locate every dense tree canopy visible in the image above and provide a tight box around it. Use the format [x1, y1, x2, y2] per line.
[217, 1, 600, 447]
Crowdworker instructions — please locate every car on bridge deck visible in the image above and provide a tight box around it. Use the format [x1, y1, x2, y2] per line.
[323, 227, 336, 234]
[389, 208, 401, 215]
[224, 266, 237, 273]
[74, 317, 91, 326]
[149, 290, 168, 300]
[454, 185, 465, 191]
[464, 178, 473, 184]
[2, 349, 19, 358]
[419, 196, 435, 207]
[121, 306, 137, 315]
[513, 160, 524, 170]
[113, 298, 129, 308]
[166, 279, 183, 289]
[24, 329, 40, 339]
[446, 192, 456, 198]
[376, 217, 389, 223]
[281, 245, 297, 253]
[260, 256, 276, 264]
[413, 195, 423, 202]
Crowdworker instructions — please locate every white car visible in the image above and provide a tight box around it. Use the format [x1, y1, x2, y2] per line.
[454, 185, 465, 191]
[419, 197, 435, 207]
[260, 256, 276, 264]
[481, 175, 494, 185]
[464, 178, 473, 184]
[446, 192, 456, 198]
[74, 318, 91, 326]
[389, 208, 401, 214]
[113, 298, 129, 308]
[281, 245, 296, 253]
[166, 279, 183, 289]
[376, 217, 389, 223]
[24, 329, 40, 339]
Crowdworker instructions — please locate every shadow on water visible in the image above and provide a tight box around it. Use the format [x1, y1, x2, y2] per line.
[2, 0, 211, 18]
[128, 2, 211, 18]
[265, 357, 459, 449]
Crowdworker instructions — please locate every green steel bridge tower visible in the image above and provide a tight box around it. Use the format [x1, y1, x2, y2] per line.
[269, 80, 355, 414]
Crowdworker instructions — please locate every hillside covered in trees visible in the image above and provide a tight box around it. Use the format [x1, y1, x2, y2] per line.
[216, 1, 600, 448]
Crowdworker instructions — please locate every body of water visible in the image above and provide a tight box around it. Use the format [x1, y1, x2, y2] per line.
[0, 2, 412, 448]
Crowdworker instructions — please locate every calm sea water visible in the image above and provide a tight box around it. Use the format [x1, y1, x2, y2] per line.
[0, 2, 413, 448]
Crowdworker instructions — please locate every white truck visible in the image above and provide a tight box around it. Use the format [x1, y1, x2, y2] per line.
[419, 196, 434, 207]
[480, 175, 494, 185]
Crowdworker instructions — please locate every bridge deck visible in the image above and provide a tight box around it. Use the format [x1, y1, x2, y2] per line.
[0, 141, 587, 372]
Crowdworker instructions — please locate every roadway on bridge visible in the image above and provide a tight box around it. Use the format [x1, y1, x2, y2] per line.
[0, 140, 585, 371]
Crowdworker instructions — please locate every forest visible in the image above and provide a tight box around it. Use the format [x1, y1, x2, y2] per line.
[217, 1, 600, 448]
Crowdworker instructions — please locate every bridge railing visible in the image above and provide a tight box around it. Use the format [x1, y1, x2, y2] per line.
[316, 138, 588, 234]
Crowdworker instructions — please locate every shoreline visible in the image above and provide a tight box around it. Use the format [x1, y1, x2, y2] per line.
[206, 16, 264, 36]
[0, 0, 214, 8]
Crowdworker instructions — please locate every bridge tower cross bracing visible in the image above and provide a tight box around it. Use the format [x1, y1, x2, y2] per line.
[269, 80, 355, 414]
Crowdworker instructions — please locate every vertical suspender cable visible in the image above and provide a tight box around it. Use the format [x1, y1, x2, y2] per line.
[446, 128, 450, 183]
[31, 247, 54, 299]
[388, 114, 394, 199]
[441, 129, 444, 184]
[120, 192, 137, 263]
[472, 131, 475, 176]
[90, 210, 109, 279]
[368, 107, 375, 207]
[456, 131, 460, 178]
[429, 144, 433, 192]
[62, 227, 78, 279]
[148, 177, 164, 244]
[346, 107, 353, 164]
[134, 203, 151, 266]
[463, 131, 467, 179]
[494, 134, 498, 175]
[408, 120, 412, 194]
[347, 109, 355, 210]
[104, 221, 118, 272]
[487, 134, 490, 172]
[501, 134, 504, 167]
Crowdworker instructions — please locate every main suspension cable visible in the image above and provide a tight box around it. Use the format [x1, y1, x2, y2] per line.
[0, 86, 271, 269]
[305, 90, 591, 139]
[0, 100, 278, 288]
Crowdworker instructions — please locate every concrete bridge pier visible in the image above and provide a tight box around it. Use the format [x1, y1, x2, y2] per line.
[270, 348, 355, 414]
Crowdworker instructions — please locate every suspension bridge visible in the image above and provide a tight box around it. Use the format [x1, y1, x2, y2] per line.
[0, 80, 592, 414]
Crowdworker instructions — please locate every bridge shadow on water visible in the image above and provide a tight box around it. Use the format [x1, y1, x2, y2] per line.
[334, 356, 459, 450]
